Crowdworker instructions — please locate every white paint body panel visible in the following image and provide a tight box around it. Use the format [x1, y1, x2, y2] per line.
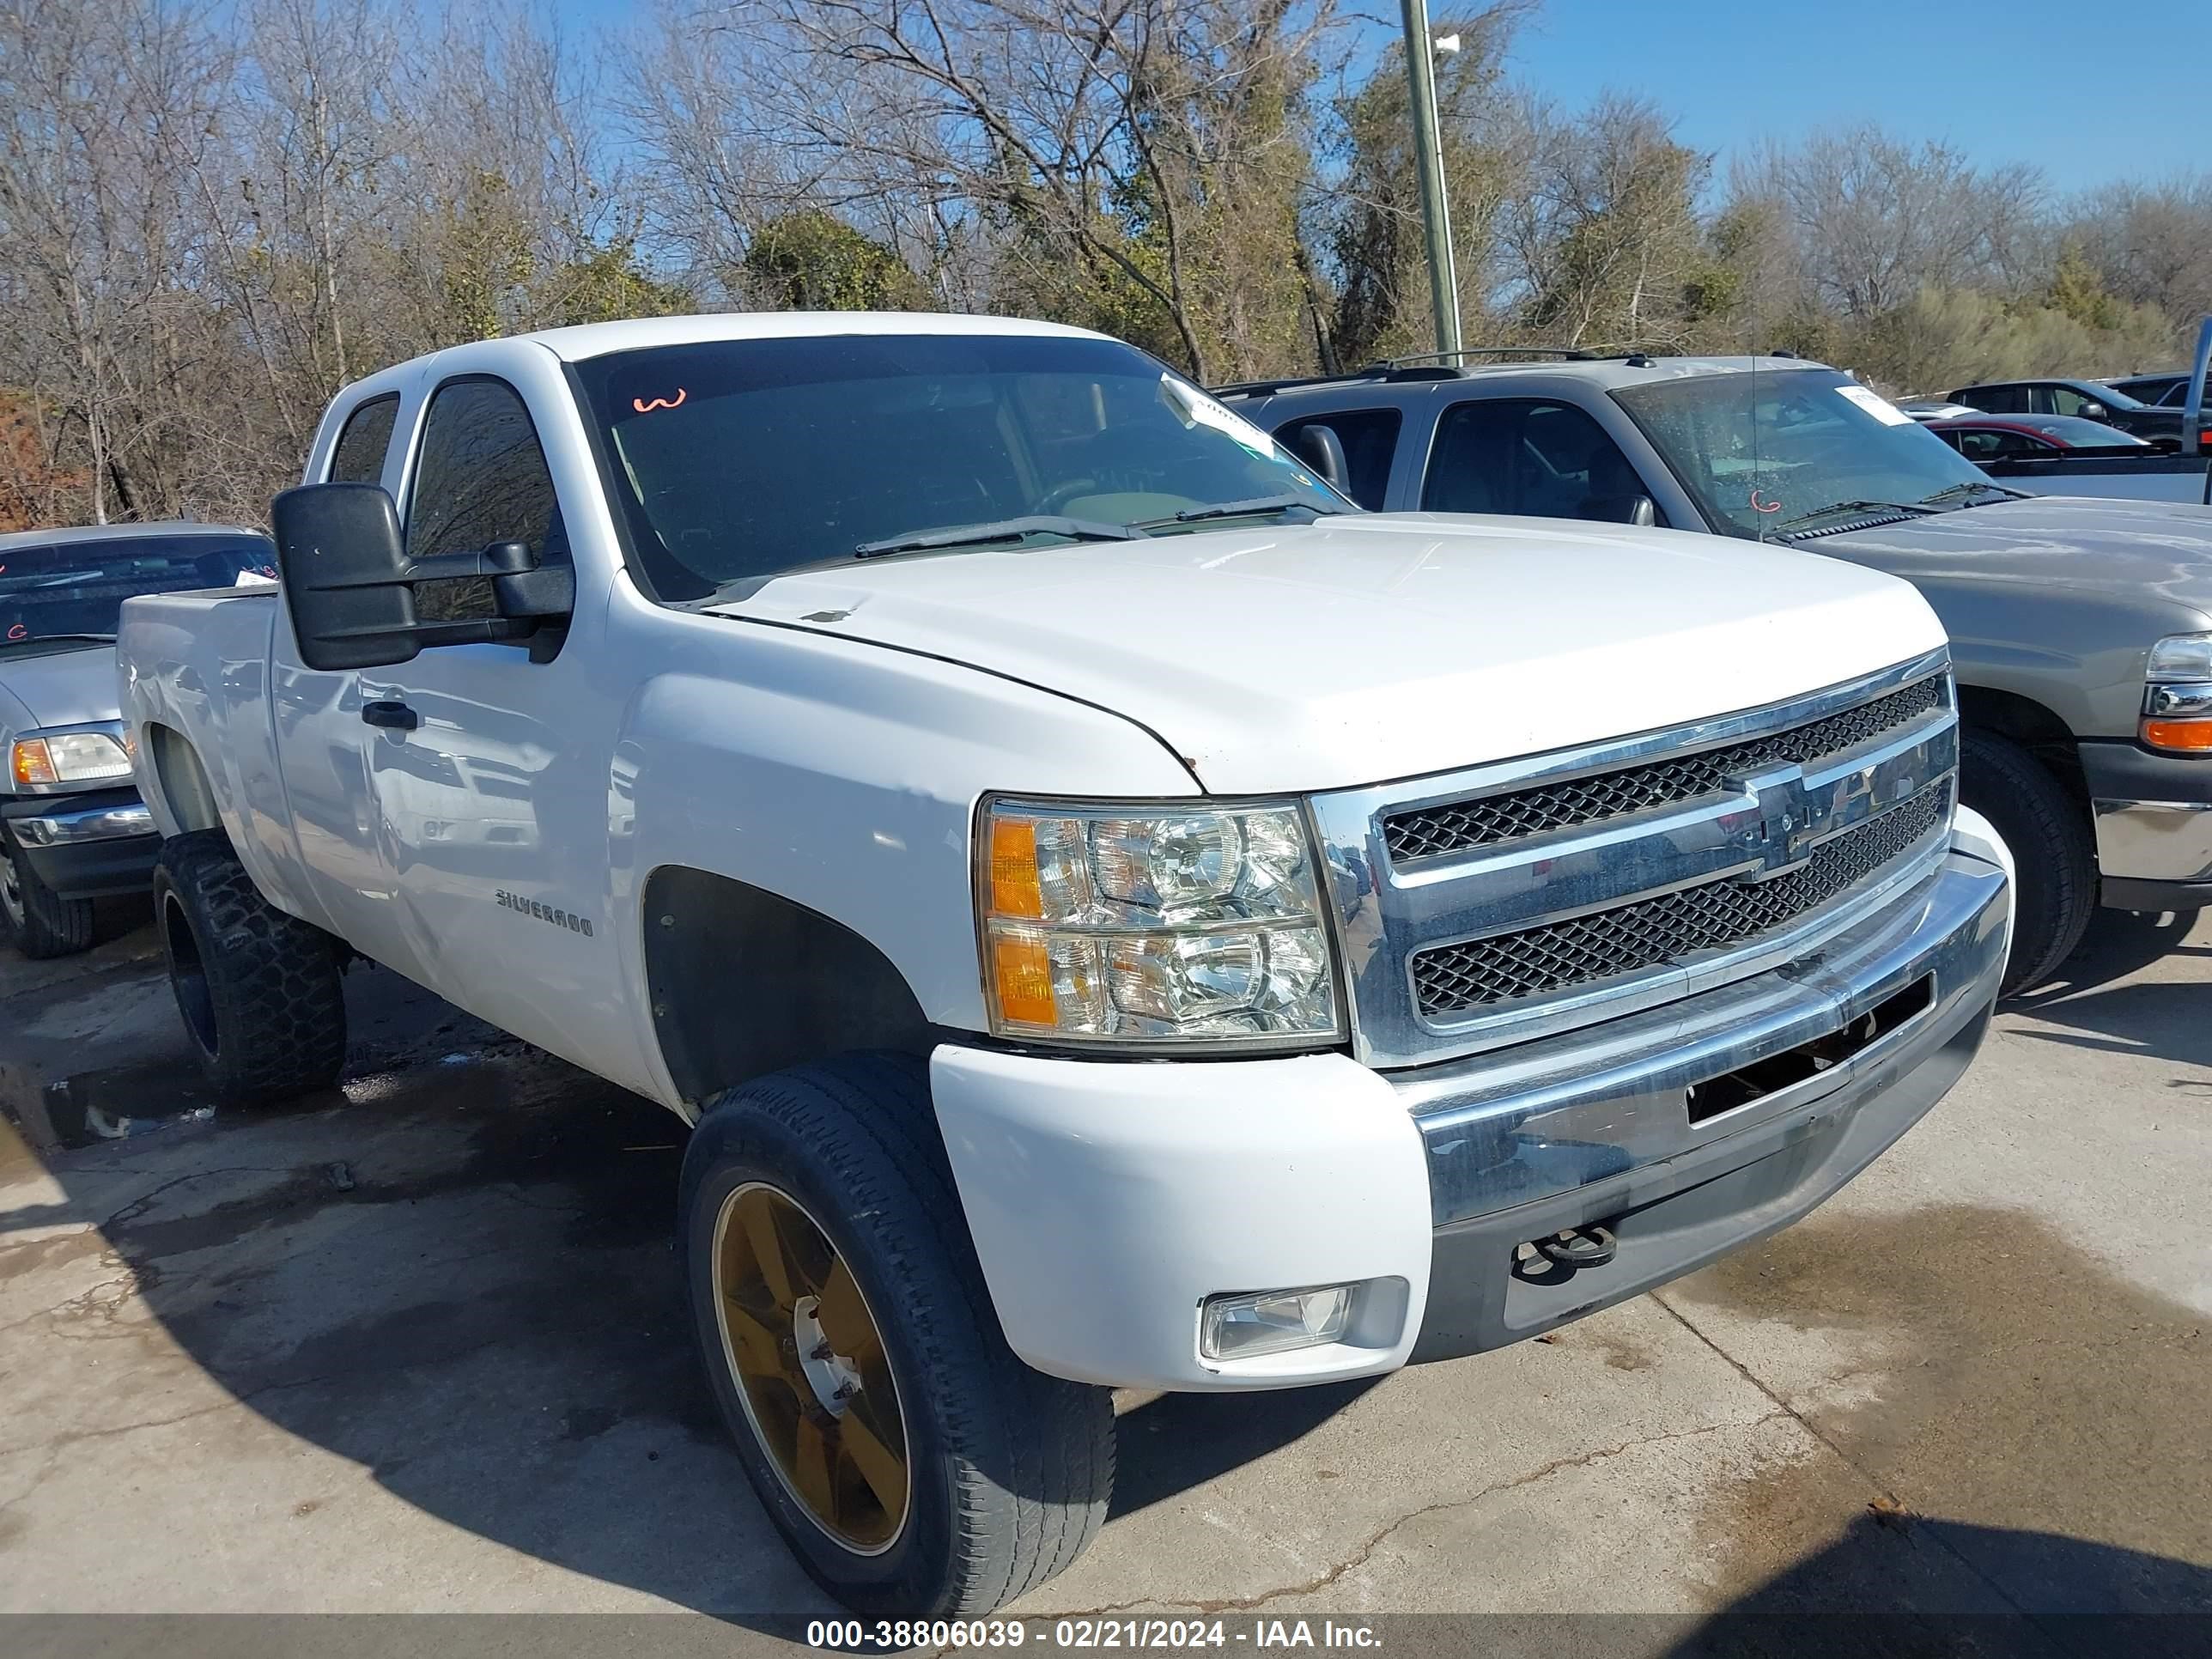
[713, 513, 1947, 794]
[929, 1045, 1432, 1389]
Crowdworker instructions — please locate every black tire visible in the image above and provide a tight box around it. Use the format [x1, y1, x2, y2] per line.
[151, 830, 347, 1104]
[1960, 730, 2095, 996]
[679, 1053, 1114, 1616]
[0, 824, 96, 959]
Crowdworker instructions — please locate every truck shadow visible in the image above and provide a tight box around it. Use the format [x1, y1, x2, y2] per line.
[1667, 1518, 2212, 1657]
[1, 956, 1393, 1622]
[2003, 908, 2212, 1071]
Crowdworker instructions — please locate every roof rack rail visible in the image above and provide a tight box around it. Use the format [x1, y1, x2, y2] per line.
[1210, 343, 1680, 399]
[1208, 366, 1392, 398]
[1381, 345, 1596, 367]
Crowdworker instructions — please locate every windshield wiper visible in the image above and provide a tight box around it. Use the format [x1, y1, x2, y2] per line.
[0, 631, 116, 649]
[1918, 481, 2027, 507]
[854, 515, 1138, 558]
[1135, 495, 1343, 528]
[1770, 500, 1936, 536]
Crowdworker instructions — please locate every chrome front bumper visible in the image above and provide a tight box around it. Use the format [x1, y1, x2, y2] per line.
[1396, 848, 2009, 1359]
[10, 800, 155, 847]
[2094, 799, 2212, 885]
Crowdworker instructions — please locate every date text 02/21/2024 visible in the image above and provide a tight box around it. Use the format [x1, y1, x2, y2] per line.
[804, 1620, 1383, 1650]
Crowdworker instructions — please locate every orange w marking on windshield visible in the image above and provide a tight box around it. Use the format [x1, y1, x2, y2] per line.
[632, 388, 688, 413]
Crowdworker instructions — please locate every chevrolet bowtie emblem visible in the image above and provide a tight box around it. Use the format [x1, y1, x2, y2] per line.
[1733, 769, 1815, 881]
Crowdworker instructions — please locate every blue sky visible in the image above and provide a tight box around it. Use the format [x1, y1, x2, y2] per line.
[1506, 0, 2189, 193]
[559, 0, 2191, 195]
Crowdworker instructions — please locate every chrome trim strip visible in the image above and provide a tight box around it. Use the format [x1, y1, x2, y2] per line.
[11, 801, 155, 846]
[1310, 649, 1955, 1069]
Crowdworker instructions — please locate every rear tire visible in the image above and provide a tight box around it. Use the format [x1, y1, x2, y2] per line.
[0, 825, 96, 959]
[1960, 730, 2094, 995]
[152, 830, 347, 1104]
[679, 1052, 1114, 1616]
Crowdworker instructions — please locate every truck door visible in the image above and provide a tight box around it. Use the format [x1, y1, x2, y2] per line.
[353, 374, 635, 1078]
[270, 390, 429, 972]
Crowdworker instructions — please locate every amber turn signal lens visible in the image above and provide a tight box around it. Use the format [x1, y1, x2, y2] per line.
[2141, 717, 2212, 754]
[991, 933, 1056, 1026]
[10, 738, 55, 787]
[988, 816, 1043, 919]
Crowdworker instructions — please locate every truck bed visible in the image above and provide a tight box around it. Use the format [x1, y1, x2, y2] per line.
[116, 586, 329, 930]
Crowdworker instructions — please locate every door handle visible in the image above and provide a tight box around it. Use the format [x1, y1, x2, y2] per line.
[362, 699, 419, 732]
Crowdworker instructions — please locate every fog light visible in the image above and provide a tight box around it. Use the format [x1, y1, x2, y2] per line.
[1200, 1284, 1356, 1360]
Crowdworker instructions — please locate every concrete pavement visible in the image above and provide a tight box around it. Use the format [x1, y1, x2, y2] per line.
[1, 907, 2207, 1644]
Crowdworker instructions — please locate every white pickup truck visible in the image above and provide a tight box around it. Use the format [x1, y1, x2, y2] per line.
[117, 313, 2013, 1615]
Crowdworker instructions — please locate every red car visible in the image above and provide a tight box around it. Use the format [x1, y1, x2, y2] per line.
[1927, 412, 2154, 462]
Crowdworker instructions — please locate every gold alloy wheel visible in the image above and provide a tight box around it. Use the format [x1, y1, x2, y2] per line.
[712, 1182, 911, 1553]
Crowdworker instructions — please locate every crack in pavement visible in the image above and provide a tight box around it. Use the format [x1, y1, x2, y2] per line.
[1029, 1410, 1795, 1622]
[1648, 1289, 2039, 1623]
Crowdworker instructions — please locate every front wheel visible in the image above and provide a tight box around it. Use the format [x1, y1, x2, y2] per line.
[0, 826, 96, 959]
[1959, 731, 2095, 996]
[680, 1054, 1114, 1616]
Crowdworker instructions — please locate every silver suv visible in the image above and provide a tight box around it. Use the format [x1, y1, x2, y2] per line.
[1219, 349, 2212, 994]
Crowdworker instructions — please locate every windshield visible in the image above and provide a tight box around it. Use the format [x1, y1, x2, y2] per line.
[1, 533, 275, 655]
[1613, 368, 1998, 538]
[570, 333, 1348, 600]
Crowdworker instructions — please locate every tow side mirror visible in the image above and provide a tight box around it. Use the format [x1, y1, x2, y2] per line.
[271, 483, 574, 672]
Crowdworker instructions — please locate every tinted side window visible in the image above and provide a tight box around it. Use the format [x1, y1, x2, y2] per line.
[1422, 399, 1656, 524]
[1273, 409, 1403, 510]
[328, 394, 400, 484]
[1962, 385, 2027, 414]
[1954, 429, 2044, 460]
[405, 379, 566, 623]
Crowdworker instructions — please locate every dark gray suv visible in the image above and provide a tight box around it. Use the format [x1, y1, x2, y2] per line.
[1219, 349, 2212, 994]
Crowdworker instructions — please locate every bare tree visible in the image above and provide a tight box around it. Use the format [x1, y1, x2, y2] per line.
[1498, 93, 1706, 347]
[1750, 126, 2045, 319]
[0, 0, 231, 521]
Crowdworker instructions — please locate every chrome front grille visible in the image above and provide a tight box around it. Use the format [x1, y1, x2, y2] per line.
[1383, 676, 1946, 861]
[1410, 781, 1952, 1015]
[1307, 650, 1959, 1069]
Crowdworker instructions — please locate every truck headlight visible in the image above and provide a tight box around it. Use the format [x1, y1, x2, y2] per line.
[2142, 634, 2212, 754]
[2148, 633, 2212, 682]
[11, 730, 134, 787]
[977, 798, 1343, 1046]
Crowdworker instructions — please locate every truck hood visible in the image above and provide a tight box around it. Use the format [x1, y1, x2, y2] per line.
[711, 514, 1944, 793]
[1822, 495, 2212, 608]
[0, 641, 122, 731]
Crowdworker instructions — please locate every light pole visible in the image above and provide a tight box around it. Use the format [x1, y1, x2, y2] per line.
[1399, 0, 1461, 358]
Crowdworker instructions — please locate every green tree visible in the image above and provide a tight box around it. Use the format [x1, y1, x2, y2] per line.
[743, 210, 927, 312]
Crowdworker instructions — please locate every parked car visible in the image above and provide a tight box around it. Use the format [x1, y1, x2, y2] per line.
[1943, 376, 2188, 448]
[2105, 372, 2191, 405]
[1219, 337, 2212, 992]
[0, 522, 273, 957]
[1928, 413, 2155, 459]
[118, 312, 2010, 1616]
